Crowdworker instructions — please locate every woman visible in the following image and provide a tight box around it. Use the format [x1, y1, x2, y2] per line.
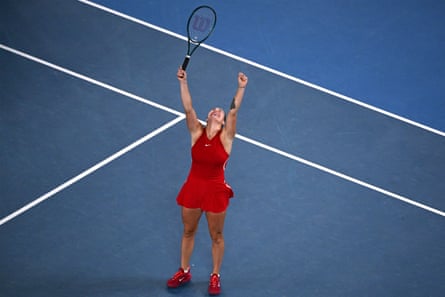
[167, 67, 248, 295]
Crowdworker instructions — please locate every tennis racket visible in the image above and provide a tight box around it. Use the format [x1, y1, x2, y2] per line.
[181, 5, 217, 70]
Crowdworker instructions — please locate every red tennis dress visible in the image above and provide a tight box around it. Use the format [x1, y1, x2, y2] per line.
[176, 130, 234, 212]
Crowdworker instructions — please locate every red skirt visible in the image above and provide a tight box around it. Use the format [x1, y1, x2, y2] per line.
[176, 177, 234, 213]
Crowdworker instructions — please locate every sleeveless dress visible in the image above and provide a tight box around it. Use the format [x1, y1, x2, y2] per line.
[176, 130, 234, 212]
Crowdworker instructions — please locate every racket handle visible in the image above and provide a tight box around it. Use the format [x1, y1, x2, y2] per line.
[182, 56, 190, 70]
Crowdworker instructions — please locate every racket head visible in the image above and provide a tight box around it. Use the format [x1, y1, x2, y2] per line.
[186, 5, 217, 44]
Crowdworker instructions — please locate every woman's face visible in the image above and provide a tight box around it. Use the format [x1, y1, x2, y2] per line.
[207, 107, 225, 125]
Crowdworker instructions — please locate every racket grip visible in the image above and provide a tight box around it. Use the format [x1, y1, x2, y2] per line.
[182, 56, 190, 70]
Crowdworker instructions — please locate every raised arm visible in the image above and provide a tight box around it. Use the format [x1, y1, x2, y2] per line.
[224, 72, 248, 140]
[177, 67, 202, 137]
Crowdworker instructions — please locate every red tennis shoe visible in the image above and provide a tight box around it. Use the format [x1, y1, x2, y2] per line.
[167, 267, 191, 288]
[208, 273, 221, 295]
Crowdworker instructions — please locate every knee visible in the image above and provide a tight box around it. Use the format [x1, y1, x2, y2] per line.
[209, 231, 224, 244]
[183, 227, 198, 238]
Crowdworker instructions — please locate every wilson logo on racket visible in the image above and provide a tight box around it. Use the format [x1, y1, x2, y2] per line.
[192, 15, 212, 32]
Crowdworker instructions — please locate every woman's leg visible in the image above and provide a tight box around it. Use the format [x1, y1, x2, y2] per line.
[180, 207, 203, 269]
[206, 211, 227, 274]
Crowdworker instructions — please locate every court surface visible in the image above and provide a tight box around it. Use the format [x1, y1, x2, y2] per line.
[1, 1, 444, 297]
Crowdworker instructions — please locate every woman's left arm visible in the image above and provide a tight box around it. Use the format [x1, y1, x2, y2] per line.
[224, 72, 248, 140]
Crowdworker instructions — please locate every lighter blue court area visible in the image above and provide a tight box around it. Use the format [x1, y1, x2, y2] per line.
[1, 1, 445, 297]
[93, 0, 445, 133]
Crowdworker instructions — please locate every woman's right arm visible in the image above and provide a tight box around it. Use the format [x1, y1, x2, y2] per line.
[177, 67, 202, 137]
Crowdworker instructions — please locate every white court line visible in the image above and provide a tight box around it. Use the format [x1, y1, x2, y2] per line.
[78, 0, 445, 138]
[0, 44, 183, 118]
[0, 116, 185, 226]
[1, 45, 444, 219]
[237, 135, 445, 217]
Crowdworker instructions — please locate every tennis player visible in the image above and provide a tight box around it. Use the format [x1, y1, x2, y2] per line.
[167, 67, 248, 295]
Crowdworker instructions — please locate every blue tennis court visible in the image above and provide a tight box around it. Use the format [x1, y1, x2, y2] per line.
[1, 1, 444, 296]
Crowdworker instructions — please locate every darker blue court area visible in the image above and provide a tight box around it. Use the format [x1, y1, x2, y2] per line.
[1, 1, 445, 297]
